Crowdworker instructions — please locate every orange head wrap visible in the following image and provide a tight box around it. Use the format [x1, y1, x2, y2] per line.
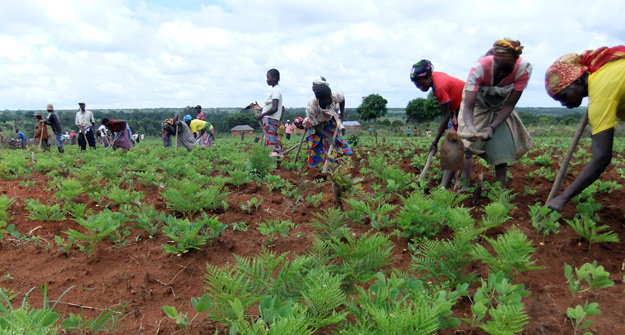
[545, 46, 625, 97]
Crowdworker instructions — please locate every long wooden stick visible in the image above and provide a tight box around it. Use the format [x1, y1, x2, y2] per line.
[293, 129, 308, 163]
[322, 118, 340, 173]
[38, 124, 44, 150]
[174, 123, 178, 152]
[547, 112, 589, 203]
[418, 150, 435, 181]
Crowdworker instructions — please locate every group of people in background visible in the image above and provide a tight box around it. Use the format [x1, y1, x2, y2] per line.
[161, 105, 216, 151]
[10, 102, 139, 153]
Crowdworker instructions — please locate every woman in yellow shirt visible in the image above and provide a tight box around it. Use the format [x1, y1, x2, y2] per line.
[545, 45, 625, 212]
[184, 115, 215, 148]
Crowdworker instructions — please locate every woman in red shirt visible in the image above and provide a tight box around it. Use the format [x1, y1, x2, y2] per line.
[410, 59, 465, 187]
[102, 118, 133, 150]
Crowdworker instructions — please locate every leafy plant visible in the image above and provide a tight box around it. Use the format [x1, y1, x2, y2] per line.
[247, 146, 275, 179]
[54, 235, 76, 257]
[528, 203, 561, 236]
[0, 284, 73, 334]
[160, 213, 224, 255]
[162, 294, 211, 330]
[305, 192, 324, 208]
[471, 227, 543, 279]
[161, 179, 230, 216]
[564, 261, 614, 297]
[61, 306, 131, 332]
[566, 215, 619, 252]
[567, 301, 601, 335]
[257, 219, 296, 247]
[397, 189, 469, 238]
[0, 195, 15, 224]
[461, 272, 530, 334]
[121, 204, 160, 238]
[63, 202, 94, 220]
[24, 199, 66, 221]
[228, 169, 250, 190]
[344, 198, 396, 229]
[54, 178, 85, 201]
[410, 226, 479, 287]
[240, 197, 263, 214]
[63, 210, 129, 256]
[308, 208, 351, 241]
[104, 184, 145, 206]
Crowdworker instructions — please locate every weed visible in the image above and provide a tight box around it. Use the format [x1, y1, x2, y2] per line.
[566, 215, 619, 253]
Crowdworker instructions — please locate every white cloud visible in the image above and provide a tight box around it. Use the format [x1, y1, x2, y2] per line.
[0, 0, 623, 110]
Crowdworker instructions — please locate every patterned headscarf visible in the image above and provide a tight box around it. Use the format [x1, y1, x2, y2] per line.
[162, 118, 174, 130]
[545, 46, 625, 97]
[410, 60, 433, 80]
[492, 39, 523, 65]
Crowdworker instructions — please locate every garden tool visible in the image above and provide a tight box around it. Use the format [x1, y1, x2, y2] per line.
[418, 151, 435, 182]
[174, 121, 178, 152]
[547, 112, 588, 203]
[293, 128, 308, 163]
[439, 131, 466, 171]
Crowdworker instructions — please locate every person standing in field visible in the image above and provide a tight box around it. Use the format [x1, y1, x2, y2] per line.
[34, 113, 49, 151]
[195, 105, 205, 120]
[544, 46, 625, 212]
[255, 69, 283, 157]
[44, 104, 64, 153]
[184, 115, 215, 148]
[101, 118, 132, 151]
[285, 120, 292, 140]
[75, 102, 96, 150]
[15, 129, 27, 149]
[305, 83, 353, 167]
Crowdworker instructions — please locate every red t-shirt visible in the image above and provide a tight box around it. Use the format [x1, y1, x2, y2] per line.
[431, 71, 465, 111]
[107, 120, 127, 133]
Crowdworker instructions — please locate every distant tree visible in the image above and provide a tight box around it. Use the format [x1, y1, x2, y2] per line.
[391, 119, 404, 129]
[405, 93, 439, 123]
[357, 94, 388, 122]
[225, 113, 258, 130]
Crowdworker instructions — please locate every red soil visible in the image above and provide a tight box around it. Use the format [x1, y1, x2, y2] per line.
[1, 144, 624, 334]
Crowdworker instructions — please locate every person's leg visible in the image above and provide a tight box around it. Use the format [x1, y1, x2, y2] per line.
[87, 130, 96, 149]
[441, 170, 456, 188]
[495, 163, 508, 189]
[21, 140, 26, 149]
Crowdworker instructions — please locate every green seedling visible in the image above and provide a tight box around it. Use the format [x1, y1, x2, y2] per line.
[240, 197, 263, 214]
[566, 301, 601, 335]
[564, 261, 614, 297]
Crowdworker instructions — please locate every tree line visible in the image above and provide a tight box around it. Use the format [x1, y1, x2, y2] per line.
[0, 95, 583, 139]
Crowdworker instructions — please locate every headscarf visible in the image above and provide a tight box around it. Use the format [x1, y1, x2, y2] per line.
[312, 76, 328, 86]
[545, 46, 625, 97]
[313, 83, 332, 100]
[492, 39, 523, 65]
[162, 118, 174, 129]
[410, 60, 433, 80]
[183, 115, 192, 123]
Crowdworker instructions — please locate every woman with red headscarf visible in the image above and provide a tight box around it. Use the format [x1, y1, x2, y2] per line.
[545, 46, 625, 212]
[458, 38, 534, 189]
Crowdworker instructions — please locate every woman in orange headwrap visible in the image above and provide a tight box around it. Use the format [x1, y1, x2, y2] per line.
[457, 38, 534, 189]
[545, 46, 625, 212]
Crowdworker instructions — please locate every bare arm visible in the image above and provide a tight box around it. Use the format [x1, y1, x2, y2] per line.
[430, 102, 452, 152]
[547, 127, 614, 212]
[461, 90, 478, 131]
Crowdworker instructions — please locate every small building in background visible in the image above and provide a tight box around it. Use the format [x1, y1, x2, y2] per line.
[230, 125, 255, 137]
[343, 120, 362, 133]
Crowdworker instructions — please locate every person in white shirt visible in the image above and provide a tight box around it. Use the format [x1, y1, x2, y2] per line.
[254, 69, 283, 157]
[75, 102, 97, 150]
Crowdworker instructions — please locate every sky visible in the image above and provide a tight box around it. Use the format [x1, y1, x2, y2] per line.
[1, 0, 623, 111]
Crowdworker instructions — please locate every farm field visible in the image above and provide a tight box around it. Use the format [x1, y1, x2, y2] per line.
[0, 135, 624, 334]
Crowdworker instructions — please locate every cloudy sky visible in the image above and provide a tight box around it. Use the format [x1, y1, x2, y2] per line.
[1, 0, 623, 111]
